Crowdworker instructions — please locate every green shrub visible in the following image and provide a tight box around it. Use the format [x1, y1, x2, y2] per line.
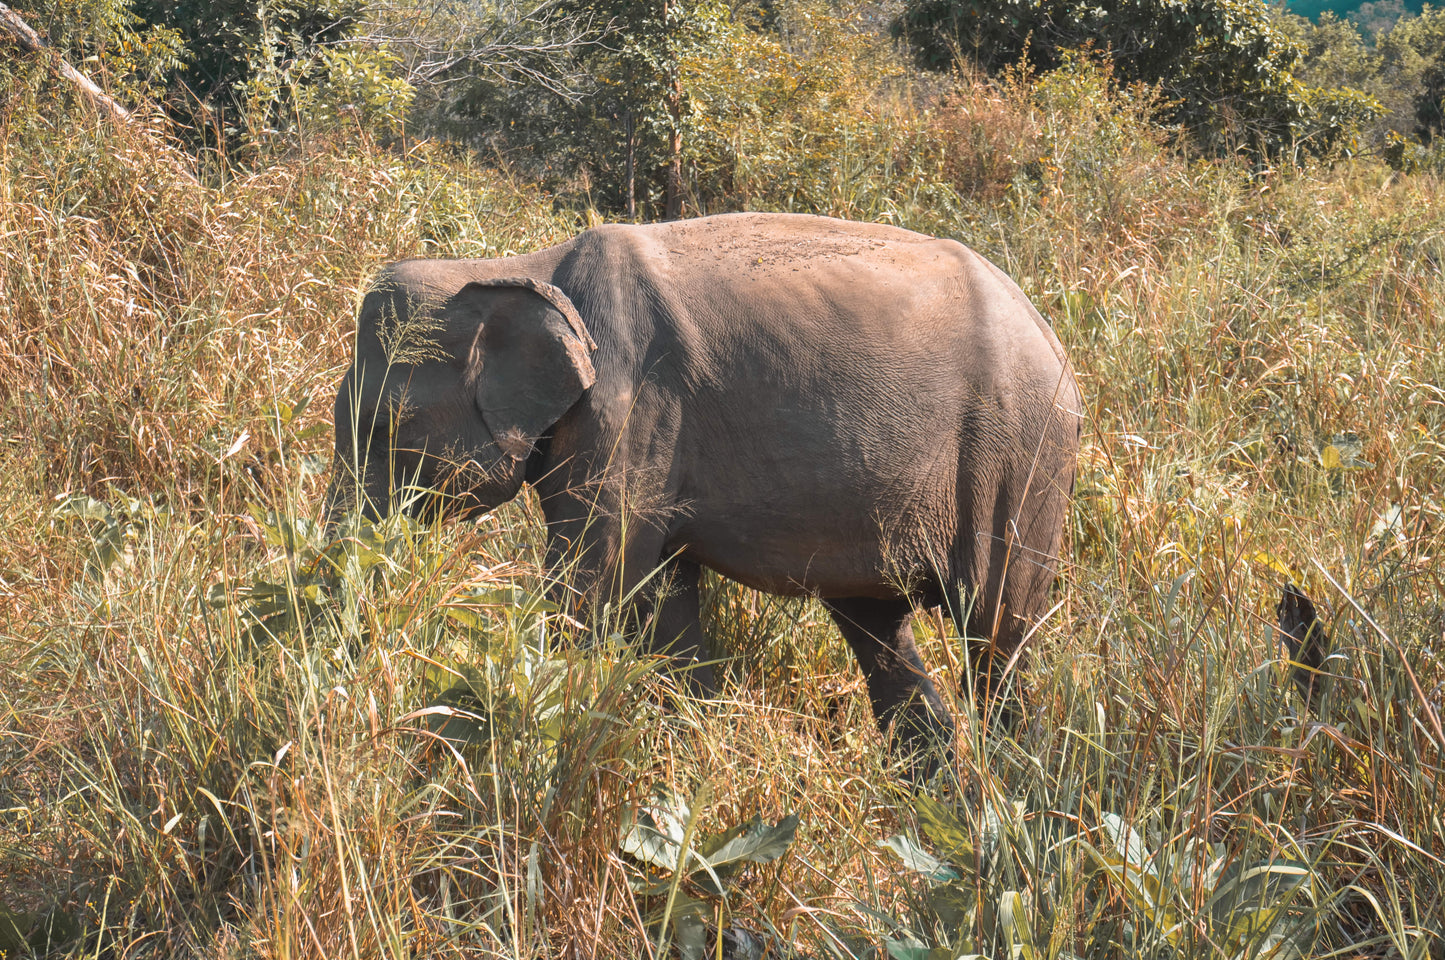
[894, 0, 1383, 158]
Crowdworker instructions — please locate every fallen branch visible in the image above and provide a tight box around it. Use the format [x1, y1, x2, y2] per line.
[0, 1, 132, 123]
[0, 2, 202, 186]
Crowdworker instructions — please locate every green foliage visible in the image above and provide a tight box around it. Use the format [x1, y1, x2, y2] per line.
[894, 0, 1384, 157]
[1080, 814, 1318, 958]
[1285, 12, 1379, 91]
[241, 41, 415, 145]
[130, 0, 361, 108]
[4, 0, 186, 104]
[409, 0, 732, 216]
[582, 0, 732, 214]
[881, 775, 1323, 958]
[680, 0, 918, 213]
[1276, 11, 1396, 151]
[881, 793, 1064, 959]
[1274, 5, 1445, 153]
[1418, 58, 1445, 141]
[1375, 3, 1445, 82]
[434, 0, 938, 218]
[620, 787, 799, 959]
[1376, 4, 1445, 140]
[1299, 82, 1388, 155]
[1383, 128, 1445, 171]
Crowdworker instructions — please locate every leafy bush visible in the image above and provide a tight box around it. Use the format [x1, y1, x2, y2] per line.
[130, 0, 362, 111]
[681, 0, 921, 214]
[241, 42, 415, 146]
[1279, 6, 1445, 152]
[620, 788, 798, 959]
[895, 0, 1382, 157]
[882, 795, 1319, 958]
[1376, 3, 1445, 141]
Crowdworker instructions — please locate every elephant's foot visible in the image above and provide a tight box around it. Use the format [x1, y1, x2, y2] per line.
[888, 695, 957, 783]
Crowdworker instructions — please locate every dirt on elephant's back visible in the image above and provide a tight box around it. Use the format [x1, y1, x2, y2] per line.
[653, 212, 934, 270]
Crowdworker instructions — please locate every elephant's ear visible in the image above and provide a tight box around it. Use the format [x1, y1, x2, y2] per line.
[458, 278, 596, 461]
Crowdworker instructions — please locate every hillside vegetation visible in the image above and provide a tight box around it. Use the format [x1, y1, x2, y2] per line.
[1, 0, 1444, 957]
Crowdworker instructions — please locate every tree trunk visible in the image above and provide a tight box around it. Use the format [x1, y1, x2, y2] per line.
[0, 2, 201, 186]
[662, 0, 683, 220]
[625, 109, 636, 220]
[665, 73, 683, 220]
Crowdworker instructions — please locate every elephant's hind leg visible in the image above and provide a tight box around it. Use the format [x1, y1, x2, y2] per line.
[824, 597, 954, 769]
[957, 506, 1065, 730]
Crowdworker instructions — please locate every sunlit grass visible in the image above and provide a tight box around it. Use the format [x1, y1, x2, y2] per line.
[2, 59, 1443, 959]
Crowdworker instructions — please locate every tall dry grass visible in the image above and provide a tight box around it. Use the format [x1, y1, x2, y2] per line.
[2, 52, 1443, 960]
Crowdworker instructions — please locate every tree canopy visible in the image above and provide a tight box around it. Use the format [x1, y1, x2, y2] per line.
[894, 0, 1389, 156]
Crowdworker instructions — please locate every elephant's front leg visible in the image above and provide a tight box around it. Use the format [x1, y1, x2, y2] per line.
[541, 505, 715, 693]
[644, 558, 716, 696]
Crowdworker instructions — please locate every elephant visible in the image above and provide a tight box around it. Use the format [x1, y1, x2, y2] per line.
[327, 211, 1082, 765]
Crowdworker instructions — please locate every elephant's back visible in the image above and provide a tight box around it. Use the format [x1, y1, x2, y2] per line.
[621, 217, 1060, 386]
[563, 213, 1075, 437]
[581, 213, 957, 290]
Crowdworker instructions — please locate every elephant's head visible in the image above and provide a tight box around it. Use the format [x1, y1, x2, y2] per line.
[327, 276, 596, 522]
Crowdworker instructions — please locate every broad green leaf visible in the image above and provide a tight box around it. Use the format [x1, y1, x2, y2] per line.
[697, 817, 753, 860]
[999, 890, 1038, 960]
[978, 798, 1024, 857]
[884, 936, 932, 960]
[620, 790, 690, 872]
[645, 893, 709, 960]
[674, 903, 708, 960]
[420, 702, 493, 747]
[690, 814, 799, 895]
[927, 880, 977, 927]
[915, 794, 975, 863]
[1098, 812, 1150, 870]
[1079, 833, 1174, 933]
[444, 605, 486, 630]
[55, 495, 112, 521]
[1240, 927, 1311, 960]
[882, 834, 961, 882]
[626, 868, 674, 898]
[1208, 859, 1316, 952]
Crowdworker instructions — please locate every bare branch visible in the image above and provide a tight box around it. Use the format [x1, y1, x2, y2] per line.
[345, 0, 609, 100]
[0, 2, 201, 185]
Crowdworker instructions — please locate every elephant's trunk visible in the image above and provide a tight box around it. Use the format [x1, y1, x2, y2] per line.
[321, 460, 351, 538]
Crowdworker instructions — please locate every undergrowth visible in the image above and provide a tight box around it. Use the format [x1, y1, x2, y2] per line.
[2, 55, 1443, 960]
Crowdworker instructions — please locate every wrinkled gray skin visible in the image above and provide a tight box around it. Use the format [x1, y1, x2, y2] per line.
[328, 212, 1081, 762]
